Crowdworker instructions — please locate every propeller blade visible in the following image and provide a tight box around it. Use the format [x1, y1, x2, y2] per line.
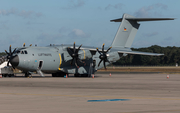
[23, 43, 25, 47]
[96, 48, 101, 55]
[5, 50, 9, 56]
[103, 60, 106, 70]
[76, 44, 82, 54]
[106, 59, 111, 64]
[70, 58, 75, 65]
[9, 45, 12, 55]
[29, 44, 32, 46]
[7, 61, 10, 66]
[98, 59, 103, 67]
[73, 42, 76, 53]
[67, 47, 73, 57]
[75, 59, 79, 68]
[12, 48, 17, 54]
[102, 43, 105, 52]
[105, 47, 112, 53]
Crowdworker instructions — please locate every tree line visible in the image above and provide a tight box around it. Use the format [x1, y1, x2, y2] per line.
[113, 45, 180, 66]
[1, 45, 180, 66]
[0, 52, 6, 56]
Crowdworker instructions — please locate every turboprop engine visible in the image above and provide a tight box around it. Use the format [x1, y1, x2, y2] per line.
[78, 50, 92, 60]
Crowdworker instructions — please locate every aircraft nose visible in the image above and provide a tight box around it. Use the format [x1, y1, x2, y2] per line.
[10, 55, 19, 67]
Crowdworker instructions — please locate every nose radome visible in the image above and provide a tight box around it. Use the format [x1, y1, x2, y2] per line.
[10, 55, 19, 67]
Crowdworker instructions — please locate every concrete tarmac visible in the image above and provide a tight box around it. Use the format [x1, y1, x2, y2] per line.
[0, 73, 180, 113]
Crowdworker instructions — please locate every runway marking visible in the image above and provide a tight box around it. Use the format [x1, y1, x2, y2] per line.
[0, 93, 180, 101]
[87, 99, 130, 102]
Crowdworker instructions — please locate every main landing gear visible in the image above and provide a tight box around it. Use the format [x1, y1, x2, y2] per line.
[52, 72, 67, 77]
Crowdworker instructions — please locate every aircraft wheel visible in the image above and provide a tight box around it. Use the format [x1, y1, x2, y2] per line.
[3, 74, 7, 77]
[25, 74, 29, 77]
[74, 74, 89, 77]
[25, 72, 31, 77]
[74, 74, 79, 77]
[8, 74, 11, 77]
[81, 74, 89, 77]
[52, 73, 60, 77]
[58, 73, 65, 77]
[52, 73, 57, 77]
[52, 73, 67, 77]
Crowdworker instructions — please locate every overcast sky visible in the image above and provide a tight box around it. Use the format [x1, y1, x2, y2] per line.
[0, 0, 179, 52]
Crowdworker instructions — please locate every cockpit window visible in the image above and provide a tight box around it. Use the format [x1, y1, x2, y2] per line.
[19, 50, 28, 54]
[24, 50, 28, 54]
[16, 51, 20, 54]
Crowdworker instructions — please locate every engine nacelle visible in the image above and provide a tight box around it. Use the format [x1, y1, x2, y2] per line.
[78, 50, 92, 60]
[107, 52, 120, 63]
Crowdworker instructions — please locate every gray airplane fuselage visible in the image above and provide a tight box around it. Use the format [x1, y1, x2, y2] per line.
[15, 45, 120, 75]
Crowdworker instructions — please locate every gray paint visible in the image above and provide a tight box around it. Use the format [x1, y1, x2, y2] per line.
[111, 14, 140, 48]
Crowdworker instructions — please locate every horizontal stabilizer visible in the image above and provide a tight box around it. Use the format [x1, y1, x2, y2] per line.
[118, 50, 164, 56]
[111, 18, 175, 22]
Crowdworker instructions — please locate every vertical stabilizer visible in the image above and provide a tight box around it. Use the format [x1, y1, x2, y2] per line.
[111, 14, 140, 48]
[110, 13, 174, 48]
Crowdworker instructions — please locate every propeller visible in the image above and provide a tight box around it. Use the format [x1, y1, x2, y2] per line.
[67, 42, 84, 68]
[22, 43, 32, 47]
[96, 44, 112, 70]
[5, 45, 17, 69]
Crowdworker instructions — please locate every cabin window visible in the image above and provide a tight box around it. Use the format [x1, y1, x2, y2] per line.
[24, 50, 28, 54]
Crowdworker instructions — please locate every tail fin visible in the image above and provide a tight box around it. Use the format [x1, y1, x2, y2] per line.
[111, 13, 174, 48]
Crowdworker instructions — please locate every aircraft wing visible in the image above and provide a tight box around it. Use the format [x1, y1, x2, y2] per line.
[118, 50, 164, 56]
[67, 46, 164, 56]
[83, 48, 164, 56]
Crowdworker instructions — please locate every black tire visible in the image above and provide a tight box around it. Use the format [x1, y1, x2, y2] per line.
[81, 74, 89, 77]
[52, 73, 57, 77]
[74, 74, 79, 77]
[25, 73, 31, 77]
[74, 74, 89, 77]
[52, 73, 67, 77]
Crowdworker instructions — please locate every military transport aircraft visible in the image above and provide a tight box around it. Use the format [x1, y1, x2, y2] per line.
[4, 13, 174, 77]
